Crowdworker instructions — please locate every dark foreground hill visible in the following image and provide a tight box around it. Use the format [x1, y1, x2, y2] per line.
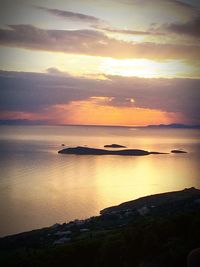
[1, 187, 200, 267]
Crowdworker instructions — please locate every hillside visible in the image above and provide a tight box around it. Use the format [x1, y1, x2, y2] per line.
[1, 188, 200, 267]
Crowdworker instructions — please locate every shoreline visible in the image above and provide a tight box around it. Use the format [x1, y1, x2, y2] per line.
[1, 187, 200, 266]
[1, 187, 199, 241]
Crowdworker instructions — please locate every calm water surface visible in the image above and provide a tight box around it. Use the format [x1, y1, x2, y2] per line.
[0, 125, 200, 236]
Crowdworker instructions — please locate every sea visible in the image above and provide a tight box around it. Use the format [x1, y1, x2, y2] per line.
[0, 125, 199, 237]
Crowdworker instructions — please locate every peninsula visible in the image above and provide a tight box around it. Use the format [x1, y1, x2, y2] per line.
[0, 188, 200, 267]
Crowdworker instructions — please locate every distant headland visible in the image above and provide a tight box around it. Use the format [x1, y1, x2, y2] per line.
[1, 187, 200, 267]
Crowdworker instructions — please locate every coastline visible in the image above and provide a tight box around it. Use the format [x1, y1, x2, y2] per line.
[1, 187, 200, 242]
[1, 187, 200, 266]
[1, 187, 199, 239]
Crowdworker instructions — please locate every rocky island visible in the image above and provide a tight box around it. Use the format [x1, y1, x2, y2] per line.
[58, 146, 166, 156]
[171, 149, 187, 153]
[104, 144, 126, 148]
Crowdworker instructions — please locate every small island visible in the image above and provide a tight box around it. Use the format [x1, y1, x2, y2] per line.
[104, 144, 126, 148]
[171, 149, 187, 153]
[58, 146, 166, 156]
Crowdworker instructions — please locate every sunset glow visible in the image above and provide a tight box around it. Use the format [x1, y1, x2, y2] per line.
[0, 0, 199, 126]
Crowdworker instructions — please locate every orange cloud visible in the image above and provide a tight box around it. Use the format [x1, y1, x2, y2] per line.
[1, 70, 199, 125]
[0, 98, 189, 126]
[48, 99, 184, 126]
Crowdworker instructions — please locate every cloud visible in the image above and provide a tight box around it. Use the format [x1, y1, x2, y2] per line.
[168, 0, 199, 10]
[35, 5, 160, 37]
[46, 67, 71, 77]
[0, 24, 200, 60]
[107, 76, 200, 121]
[94, 25, 152, 35]
[35, 5, 157, 37]
[0, 70, 200, 124]
[163, 15, 200, 38]
[0, 70, 96, 112]
[120, 0, 198, 11]
[35, 5, 104, 25]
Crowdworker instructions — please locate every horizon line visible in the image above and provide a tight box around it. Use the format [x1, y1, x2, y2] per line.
[0, 120, 199, 128]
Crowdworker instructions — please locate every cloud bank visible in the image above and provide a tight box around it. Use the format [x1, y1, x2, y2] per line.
[0, 70, 199, 124]
[0, 25, 200, 60]
[35, 5, 103, 25]
[163, 15, 200, 38]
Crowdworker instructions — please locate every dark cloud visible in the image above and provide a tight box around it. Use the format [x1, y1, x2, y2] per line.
[107, 76, 200, 122]
[0, 70, 97, 112]
[122, 0, 200, 38]
[0, 70, 200, 123]
[46, 67, 71, 77]
[121, 0, 198, 10]
[35, 5, 104, 25]
[168, 0, 199, 10]
[163, 15, 200, 38]
[0, 24, 200, 60]
[35, 5, 160, 37]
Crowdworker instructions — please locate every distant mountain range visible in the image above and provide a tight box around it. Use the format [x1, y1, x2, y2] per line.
[143, 123, 200, 129]
[0, 120, 200, 129]
[0, 119, 48, 125]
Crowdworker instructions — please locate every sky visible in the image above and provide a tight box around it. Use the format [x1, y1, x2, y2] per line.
[0, 0, 200, 126]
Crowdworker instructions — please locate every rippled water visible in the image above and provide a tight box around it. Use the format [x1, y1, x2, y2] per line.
[0, 125, 199, 237]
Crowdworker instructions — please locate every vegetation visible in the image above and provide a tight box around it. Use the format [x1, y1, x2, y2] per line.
[1, 210, 200, 267]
